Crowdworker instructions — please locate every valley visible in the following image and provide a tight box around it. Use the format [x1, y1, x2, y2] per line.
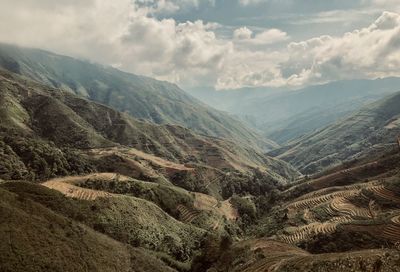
[1, 44, 400, 272]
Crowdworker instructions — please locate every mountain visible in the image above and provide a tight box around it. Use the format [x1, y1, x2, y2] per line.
[0, 69, 298, 192]
[0, 43, 277, 151]
[2, 69, 400, 271]
[0, 69, 299, 271]
[187, 79, 400, 144]
[272, 91, 400, 174]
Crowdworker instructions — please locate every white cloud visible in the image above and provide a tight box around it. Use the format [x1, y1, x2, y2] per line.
[253, 29, 289, 44]
[233, 27, 253, 40]
[281, 11, 400, 86]
[0, 1, 400, 90]
[233, 27, 288, 46]
[0, 0, 227, 87]
[218, 11, 400, 89]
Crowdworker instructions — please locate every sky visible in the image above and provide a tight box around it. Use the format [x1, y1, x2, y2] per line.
[1, 0, 400, 90]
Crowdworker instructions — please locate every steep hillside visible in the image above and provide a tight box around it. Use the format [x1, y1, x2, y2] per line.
[208, 239, 399, 272]
[0, 43, 277, 150]
[188, 79, 400, 144]
[200, 151, 400, 272]
[0, 70, 298, 194]
[0, 185, 176, 272]
[273, 92, 400, 174]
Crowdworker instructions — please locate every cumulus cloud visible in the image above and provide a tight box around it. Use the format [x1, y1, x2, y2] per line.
[0, 0, 227, 86]
[217, 11, 400, 89]
[233, 27, 253, 40]
[233, 27, 288, 45]
[0, 1, 399, 90]
[252, 29, 289, 44]
[281, 11, 400, 86]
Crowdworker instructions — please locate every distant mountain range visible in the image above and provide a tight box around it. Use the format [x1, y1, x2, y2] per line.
[187, 79, 400, 144]
[271, 91, 400, 174]
[0, 43, 277, 151]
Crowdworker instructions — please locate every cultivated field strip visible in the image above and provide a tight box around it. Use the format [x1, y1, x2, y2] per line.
[176, 204, 201, 223]
[287, 190, 358, 211]
[295, 182, 377, 202]
[42, 180, 113, 200]
[278, 222, 338, 244]
[330, 197, 372, 219]
[367, 185, 400, 203]
[283, 161, 379, 196]
[278, 214, 355, 245]
[382, 215, 400, 242]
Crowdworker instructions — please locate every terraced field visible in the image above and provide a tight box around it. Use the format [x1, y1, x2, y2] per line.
[217, 239, 399, 272]
[295, 182, 377, 202]
[41, 173, 144, 200]
[278, 221, 342, 244]
[330, 197, 372, 218]
[283, 161, 380, 197]
[42, 179, 113, 200]
[286, 189, 359, 211]
[383, 215, 400, 242]
[177, 204, 201, 223]
[242, 240, 310, 272]
[276, 171, 400, 246]
[367, 185, 400, 203]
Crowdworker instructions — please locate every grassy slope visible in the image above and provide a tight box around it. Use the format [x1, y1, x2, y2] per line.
[0, 185, 175, 272]
[1, 181, 205, 264]
[0, 69, 298, 185]
[0, 43, 277, 151]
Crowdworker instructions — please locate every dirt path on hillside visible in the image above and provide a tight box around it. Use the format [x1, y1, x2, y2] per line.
[89, 147, 194, 172]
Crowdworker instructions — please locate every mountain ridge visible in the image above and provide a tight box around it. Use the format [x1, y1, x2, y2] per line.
[0, 69, 298, 194]
[0, 43, 277, 151]
[272, 91, 400, 174]
[187, 78, 400, 144]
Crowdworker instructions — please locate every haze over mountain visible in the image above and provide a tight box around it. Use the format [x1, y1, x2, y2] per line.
[0, 43, 277, 151]
[187, 78, 400, 144]
[271, 91, 400, 174]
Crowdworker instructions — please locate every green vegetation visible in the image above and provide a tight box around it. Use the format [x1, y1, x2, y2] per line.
[3, 43, 400, 272]
[0, 135, 94, 181]
[230, 196, 256, 225]
[80, 177, 194, 217]
[0, 43, 277, 151]
[1, 181, 204, 264]
[0, 69, 297, 187]
[0, 186, 175, 272]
